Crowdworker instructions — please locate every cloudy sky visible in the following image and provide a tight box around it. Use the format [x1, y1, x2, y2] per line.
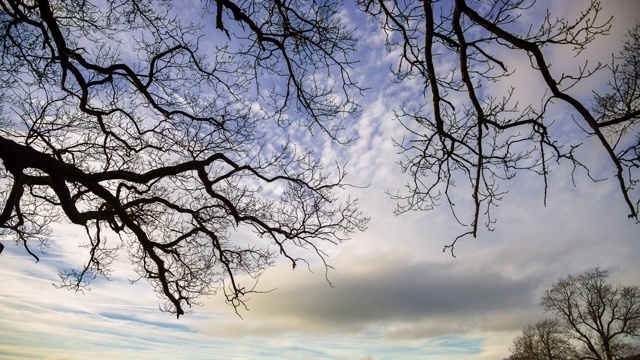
[1, 1, 639, 359]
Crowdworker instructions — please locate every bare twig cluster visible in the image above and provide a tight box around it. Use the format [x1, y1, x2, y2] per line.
[359, 0, 639, 254]
[0, 0, 368, 317]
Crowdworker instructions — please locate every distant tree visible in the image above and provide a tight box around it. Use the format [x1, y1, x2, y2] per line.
[0, 0, 368, 317]
[359, 0, 640, 252]
[506, 319, 576, 360]
[541, 269, 640, 360]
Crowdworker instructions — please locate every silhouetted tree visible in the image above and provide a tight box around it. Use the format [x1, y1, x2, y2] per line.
[506, 270, 640, 360]
[541, 269, 640, 360]
[0, 0, 368, 317]
[359, 0, 640, 253]
[506, 319, 576, 360]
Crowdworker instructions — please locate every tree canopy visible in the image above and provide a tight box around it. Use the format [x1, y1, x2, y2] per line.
[542, 269, 640, 359]
[359, 0, 639, 252]
[507, 269, 640, 360]
[507, 318, 575, 360]
[0, 0, 368, 317]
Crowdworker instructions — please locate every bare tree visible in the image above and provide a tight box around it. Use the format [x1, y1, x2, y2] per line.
[541, 269, 640, 360]
[358, 0, 640, 253]
[506, 319, 577, 360]
[0, 0, 368, 317]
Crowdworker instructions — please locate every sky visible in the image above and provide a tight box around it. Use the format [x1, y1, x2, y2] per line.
[1, 1, 640, 359]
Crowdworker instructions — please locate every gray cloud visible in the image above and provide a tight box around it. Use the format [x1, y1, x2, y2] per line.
[258, 262, 540, 324]
[199, 250, 549, 340]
